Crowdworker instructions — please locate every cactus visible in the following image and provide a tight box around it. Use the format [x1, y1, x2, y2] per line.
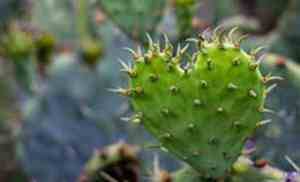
[76, 0, 103, 68]
[263, 54, 300, 90]
[114, 27, 277, 179]
[172, 0, 197, 40]
[34, 32, 55, 77]
[78, 142, 139, 182]
[0, 0, 30, 28]
[0, 59, 29, 182]
[172, 156, 300, 182]
[98, 0, 166, 43]
[270, 0, 300, 62]
[80, 39, 103, 68]
[209, 0, 239, 25]
[1, 24, 35, 93]
[253, 53, 300, 165]
[237, 0, 289, 33]
[31, 0, 75, 41]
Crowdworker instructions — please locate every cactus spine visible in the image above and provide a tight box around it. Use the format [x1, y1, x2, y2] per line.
[115, 27, 276, 179]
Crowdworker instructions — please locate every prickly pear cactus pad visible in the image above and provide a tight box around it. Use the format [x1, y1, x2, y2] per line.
[115, 27, 275, 179]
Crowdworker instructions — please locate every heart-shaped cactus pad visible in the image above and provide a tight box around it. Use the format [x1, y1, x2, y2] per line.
[116, 28, 274, 178]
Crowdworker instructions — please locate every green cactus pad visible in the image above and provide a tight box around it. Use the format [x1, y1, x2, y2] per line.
[118, 28, 270, 178]
[98, 0, 166, 42]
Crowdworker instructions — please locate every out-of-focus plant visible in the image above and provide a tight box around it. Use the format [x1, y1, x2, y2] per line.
[1, 0, 300, 181]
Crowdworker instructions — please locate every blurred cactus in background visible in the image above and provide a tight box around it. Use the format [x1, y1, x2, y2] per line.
[238, 0, 289, 34]
[0, 0, 300, 181]
[0, 0, 30, 28]
[172, 0, 197, 40]
[270, 0, 300, 62]
[34, 32, 56, 75]
[0, 58, 28, 181]
[78, 142, 139, 182]
[0, 24, 35, 94]
[97, 0, 166, 43]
